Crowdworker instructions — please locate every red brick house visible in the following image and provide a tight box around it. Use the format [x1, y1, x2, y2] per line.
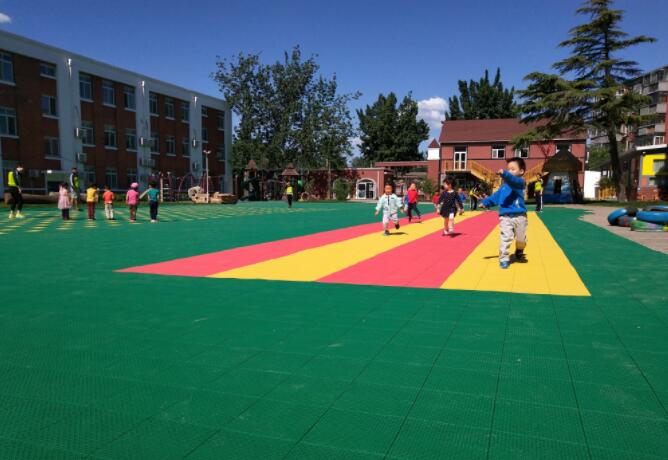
[428, 118, 587, 193]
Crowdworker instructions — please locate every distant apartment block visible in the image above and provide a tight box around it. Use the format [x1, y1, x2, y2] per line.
[0, 30, 232, 193]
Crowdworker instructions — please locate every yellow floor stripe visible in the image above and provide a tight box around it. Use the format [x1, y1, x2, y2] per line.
[441, 212, 589, 296]
[210, 212, 481, 282]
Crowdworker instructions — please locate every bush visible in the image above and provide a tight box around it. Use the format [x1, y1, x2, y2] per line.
[418, 177, 437, 199]
[332, 178, 350, 201]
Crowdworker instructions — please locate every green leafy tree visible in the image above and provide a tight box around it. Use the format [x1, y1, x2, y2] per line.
[212, 47, 360, 171]
[447, 68, 517, 120]
[586, 145, 611, 170]
[512, 0, 655, 201]
[357, 93, 429, 164]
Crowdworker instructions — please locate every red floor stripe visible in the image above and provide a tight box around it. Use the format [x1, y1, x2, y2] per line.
[318, 212, 499, 288]
[119, 213, 438, 277]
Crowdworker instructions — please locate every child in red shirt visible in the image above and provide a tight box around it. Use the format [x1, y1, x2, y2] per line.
[103, 185, 115, 220]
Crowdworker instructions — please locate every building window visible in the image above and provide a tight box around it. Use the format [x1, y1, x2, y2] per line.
[125, 128, 137, 151]
[514, 147, 529, 158]
[180, 102, 189, 122]
[151, 132, 160, 154]
[79, 74, 93, 101]
[41, 95, 58, 117]
[84, 166, 96, 186]
[105, 167, 118, 189]
[217, 112, 225, 131]
[492, 145, 506, 159]
[217, 144, 225, 161]
[123, 86, 136, 110]
[202, 127, 208, 144]
[40, 62, 56, 78]
[182, 137, 190, 157]
[653, 159, 665, 174]
[81, 121, 94, 146]
[556, 143, 571, 153]
[166, 135, 176, 155]
[165, 98, 175, 119]
[127, 168, 137, 185]
[44, 137, 60, 158]
[0, 106, 18, 136]
[0, 52, 14, 83]
[104, 125, 117, 149]
[202, 106, 208, 118]
[149, 93, 158, 116]
[102, 80, 115, 106]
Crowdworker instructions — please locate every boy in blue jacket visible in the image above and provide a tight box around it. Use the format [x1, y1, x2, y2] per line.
[480, 157, 528, 269]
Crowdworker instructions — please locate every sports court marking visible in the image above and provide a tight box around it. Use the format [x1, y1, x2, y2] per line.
[119, 212, 590, 296]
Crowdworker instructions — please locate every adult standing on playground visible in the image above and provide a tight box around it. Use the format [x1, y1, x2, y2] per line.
[406, 182, 422, 222]
[7, 164, 24, 219]
[469, 186, 479, 210]
[69, 167, 82, 212]
[534, 174, 544, 212]
[285, 181, 294, 208]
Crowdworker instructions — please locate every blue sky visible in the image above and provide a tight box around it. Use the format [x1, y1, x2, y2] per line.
[1, 0, 666, 148]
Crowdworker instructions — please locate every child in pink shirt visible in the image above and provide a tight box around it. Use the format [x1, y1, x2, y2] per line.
[126, 182, 140, 222]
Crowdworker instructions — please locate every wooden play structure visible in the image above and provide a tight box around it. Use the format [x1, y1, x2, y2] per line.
[187, 186, 238, 204]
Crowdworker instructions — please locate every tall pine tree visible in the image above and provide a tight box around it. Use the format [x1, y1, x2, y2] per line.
[513, 0, 655, 201]
[447, 68, 517, 120]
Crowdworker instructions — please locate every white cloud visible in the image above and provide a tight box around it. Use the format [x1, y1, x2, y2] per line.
[0, 13, 12, 24]
[417, 97, 448, 131]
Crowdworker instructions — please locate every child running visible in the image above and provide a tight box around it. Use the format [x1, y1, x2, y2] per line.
[480, 157, 528, 269]
[58, 182, 71, 220]
[141, 181, 160, 223]
[406, 182, 422, 223]
[86, 184, 98, 220]
[103, 185, 115, 220]
[126, 182, 140, 223]
[374, 184, 404, 236]
[438, 179, 464, 236]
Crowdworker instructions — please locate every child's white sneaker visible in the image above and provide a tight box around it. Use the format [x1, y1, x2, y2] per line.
[442, 230, 449, 236]
[8, 211, 15, 219]
[15, 212, 25, 219]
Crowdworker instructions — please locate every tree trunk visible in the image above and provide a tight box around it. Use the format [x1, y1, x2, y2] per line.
[607, 128, 627, 202]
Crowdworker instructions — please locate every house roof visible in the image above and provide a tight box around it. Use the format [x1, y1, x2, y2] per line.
[428, 139, 439, 149]
[438, 118, 586, 144]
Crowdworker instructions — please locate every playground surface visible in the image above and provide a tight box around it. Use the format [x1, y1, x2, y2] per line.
[0, 201, 667, 460]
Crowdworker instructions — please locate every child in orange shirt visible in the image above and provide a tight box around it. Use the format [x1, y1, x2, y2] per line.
[103, 185, 115, 220]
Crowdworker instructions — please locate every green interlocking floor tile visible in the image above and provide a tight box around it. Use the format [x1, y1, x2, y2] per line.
[96, 382, 192, 417]
[589, 446, 666, 460]
[496, 375, 577, 408]
[186, 345, 259, 368]
[156, 390, 256, 428]
[435, 349, 500, 373]
[502, 339, 565, 360]
[226, 399, 326, 441]
[149, 362, 229, 389]
[0, 395, 77, 439]
[574, 381, 666, 418]
[390, 330, 450, 349]
[408, 389, 493, 429]
[320, 340, 386, 360]
[239, 351, 312, 374]
[568, 360, 647, 387]
[0, 437, 90, 460]
[293, 355, 368, 382]
[488, 432, 589, 460]
[185, 430, 294, 460]
[445, 334, 505, 354]
[202, 368, 289, 397]
[373, 343, 441, 366]
[499, 356, 571, 382]
[423, 367, 498, 396]
[492, 399, 586, 444]
[285, 442, 384, 459]
[333, 382, 419, 417]
[581, 410, 668, 457]
[93, 417, 217, 460]
[265, 375, 348, 407]
[387, 418, 488, 460]
[356, 361, 431, 389]
[303, 408, 403, 455]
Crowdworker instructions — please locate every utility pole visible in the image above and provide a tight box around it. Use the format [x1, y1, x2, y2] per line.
[203, 149, 211, 203]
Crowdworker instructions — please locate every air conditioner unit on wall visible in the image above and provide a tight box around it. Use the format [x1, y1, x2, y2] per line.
[76, 153, 87, 162]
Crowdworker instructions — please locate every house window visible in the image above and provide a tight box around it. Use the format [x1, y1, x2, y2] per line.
[165, 98, 175, 119]
[217, 144, 225, 161]
[202, 106, 208, 117]
[81, 121, 94, 146]
[79, 74, 93, 101]
[653, 136, 665, 145]
[84, 166, 96, 185]
[125, 128, 137, 151]
[492, 145, 506, 159]
[217, 112, 225, 131]
[0, 52, 14, 83]
[514, 147, 529, 158]
[165, 135, 176, 155]
[104, 125, 117, 149]
[127, 168, 137, 185]
[151, 132, 160, 154]
[0, 106, 18, 136]
[653, 159, 665, 174]
[40, 62, 56, 78]
[41, 95, 58, 117]
[44, 137, 60, 158]
[105, 167, 118, 189]
[180, 102, 189, 122]
[556, 143, 571, 153]
[149, 93, 158, 116]
[102, 80, 115, 106]
[182, 137, 190, 157]
[202, 127, 208, 143]
[123, 86, 136, 110]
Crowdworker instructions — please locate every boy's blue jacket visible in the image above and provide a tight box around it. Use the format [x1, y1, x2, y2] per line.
[481, 171, 527, 215]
